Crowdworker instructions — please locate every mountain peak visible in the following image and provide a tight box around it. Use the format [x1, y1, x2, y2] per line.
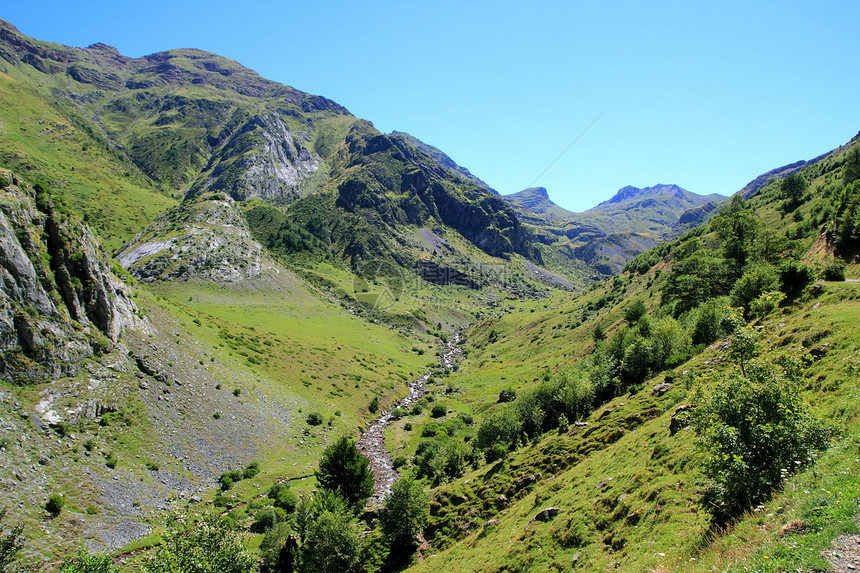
[602, 184, 687, 206]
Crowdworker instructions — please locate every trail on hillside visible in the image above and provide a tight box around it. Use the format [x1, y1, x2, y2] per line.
[357, 333, 463, 507]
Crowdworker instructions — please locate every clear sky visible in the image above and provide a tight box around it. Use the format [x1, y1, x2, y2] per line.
[2, 1, 859, 211]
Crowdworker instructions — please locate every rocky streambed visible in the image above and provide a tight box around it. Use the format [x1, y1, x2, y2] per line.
[357, 333, 463, 506]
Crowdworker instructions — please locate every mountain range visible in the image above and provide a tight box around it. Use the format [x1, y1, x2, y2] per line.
[1, 18, 859, 573]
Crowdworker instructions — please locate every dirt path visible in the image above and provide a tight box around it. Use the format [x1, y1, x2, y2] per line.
[357, 333, 463, 507]
[823, 520, 860, 572]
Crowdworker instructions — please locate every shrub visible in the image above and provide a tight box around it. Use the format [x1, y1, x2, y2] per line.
[46, 494, 65, 517]
[624, 300, 647, 325]
[306, 412, 324, 426]
[105, 454, 117, 469]
[250, 508, 282, 533]
[59, 549, 119, 572]
[242, 461, 260, 479]
[430, 405, 447, 418]
[369, 397, 379, 414]
[420, 423, 440, 438]
[692, 357, 831, 522]
[821, 261, 845, 281]
[497, 388, 516, 403]
[389, 407, 406, 420]
[730, 263, 779, 314]
[1, 506, 25, 571]
[404, 422, 412, 431]
[142, 512, 256, 573]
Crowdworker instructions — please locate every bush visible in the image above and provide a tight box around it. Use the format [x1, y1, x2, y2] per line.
[1, 506, 25, 571]
[624, 300, 647, 325]
[692, 357, 831, 522]
[58, 549, 118, 572]
[730, 263, 779, 314]
[369, 397, 379, 414]
[822, 261, 845, 281]
[250, 508, 282, 533]
[389, 407, 406, 420]
[242, 461, 260, 479]
[268, 484, 298, 513]
[142, 512, 256, 573]
[430, 404, 448, 418]
[306, 412, 324, 426]
[497, 388, 516, 403]
[403, 422, 412, 431]
[45, 494, 65, 517]
[420, 423, 440, 438]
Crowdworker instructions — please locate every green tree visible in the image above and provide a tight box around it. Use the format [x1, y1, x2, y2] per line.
[1, 507, 25, 573]
[624, 300, 647, 325]
[712, 205, 759, 276]
[729, 263, 779, 314]
[844, 148, 860, 185]
[299, 501, 363, 573]
[721, 308, 758, 376]
[692, 357, 830, 522]
[779, 172, 807, 205]
[315, 436, 374, 512]
[379, 474, 429, 550]
[259, 522, 297, 573]
[141, 512, 256, 573]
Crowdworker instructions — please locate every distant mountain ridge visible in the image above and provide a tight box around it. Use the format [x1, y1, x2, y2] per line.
[501, 183, 726, 275]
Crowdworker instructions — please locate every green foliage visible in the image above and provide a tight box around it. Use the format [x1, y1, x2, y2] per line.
[268, 483, 298, 513]
[662, 246, 734, 315]
[250, 508, 285, 534]
[1, 507, 25, 573]
[749, 290, 785, 319]
[369, 397, 379, 414]
[379, 474, 429, 549]
[729, 263, 779, 314]
[58, 549, 118, 573]
[315, 436, 374, 512]
[299, 504, 364, 573]
[778, 261, 815, 300]
[692, 357, 831, 521]
[497, 388, 516, 403]
[690, 297, 729, 346]
[142, 512, 256, 573]
[721, 308, 759, 376]
[242, 461, 260, 480]
[430, 404, 448, 418]
[711, 199, 759, 275]
[623, 300, 647, 325]
[45, 494, 65, 518]
[306, 412, 324, 426]
[779, 172, 807, 208]
[259, 522, 297, 573]
[821, 261, 846, 281]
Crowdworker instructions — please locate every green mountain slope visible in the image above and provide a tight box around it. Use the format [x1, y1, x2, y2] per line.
[393, 133, 860, 573]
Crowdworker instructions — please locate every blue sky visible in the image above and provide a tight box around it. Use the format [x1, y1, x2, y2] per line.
[3, 1, 859, 211]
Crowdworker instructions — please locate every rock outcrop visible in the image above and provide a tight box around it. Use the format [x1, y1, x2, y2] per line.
[0, 170, 139, 384]
[116, 192, 272, 282]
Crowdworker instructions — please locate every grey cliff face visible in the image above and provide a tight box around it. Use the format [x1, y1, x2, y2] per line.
[0, 170, 140, 384]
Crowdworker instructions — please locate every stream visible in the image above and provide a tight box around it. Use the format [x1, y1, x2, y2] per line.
[357, 332, 463, 507]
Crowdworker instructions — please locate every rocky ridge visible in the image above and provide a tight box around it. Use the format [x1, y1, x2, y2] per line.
[0, 170, 141, 384]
